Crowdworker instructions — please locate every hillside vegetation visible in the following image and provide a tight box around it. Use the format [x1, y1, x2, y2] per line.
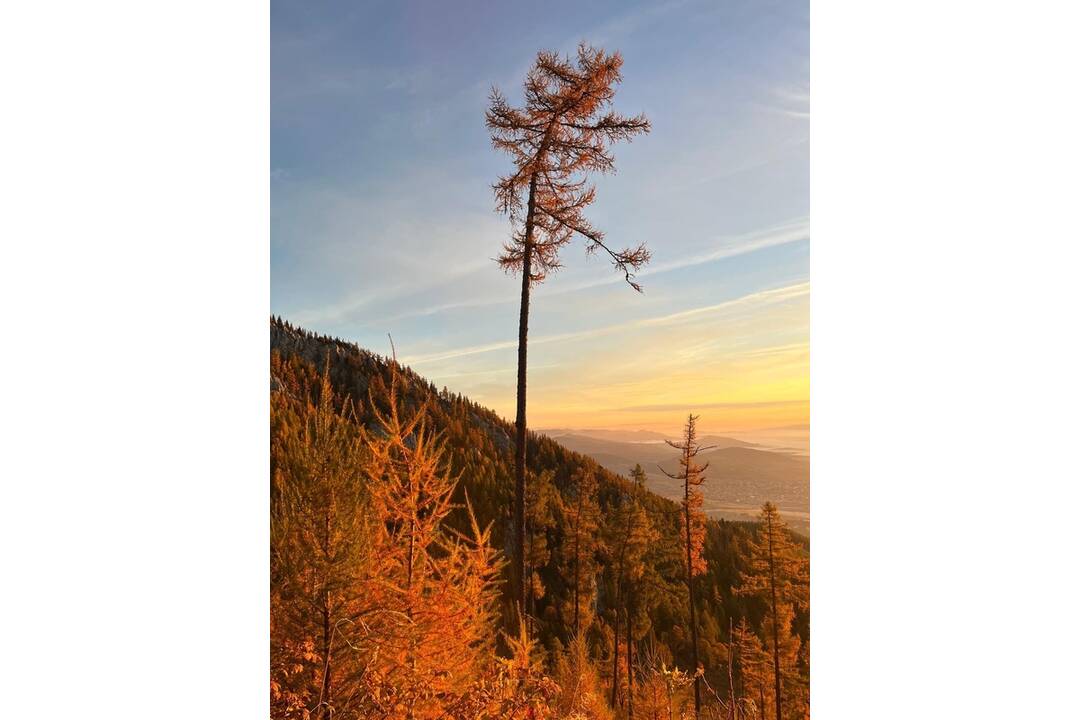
[270, 317, 809, 719]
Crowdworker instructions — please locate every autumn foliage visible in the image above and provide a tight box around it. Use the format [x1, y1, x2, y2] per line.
[487, 43, 652, 288]
[737, 502, 810, 720]
[271, 360, 524, 718]
[269, 320, 811, 720]
[661, 413, 713, 716]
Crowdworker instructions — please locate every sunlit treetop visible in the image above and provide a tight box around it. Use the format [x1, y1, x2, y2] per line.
[486, 43, 651, 290]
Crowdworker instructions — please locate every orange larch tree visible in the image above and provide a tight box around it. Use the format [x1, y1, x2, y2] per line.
[732, 616, 772, 719]
[270, 363, 374, 720]
[486, 43, 651, 623]
[660, 413, 713, 718]
[361, 366, 504, 719]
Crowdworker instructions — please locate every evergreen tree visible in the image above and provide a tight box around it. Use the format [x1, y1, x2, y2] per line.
[737, 503, 808, 720]
[525, 469, 559, 635]
[464, 621, 561, 719]
[553, 633, 613, 720]
[605, 470, 658, 712]
[636, 645, 694, 720]
[361, 367, 503, 718]
[732, 617, 771, 720]
[270, 363, 373, 720]
[559, 466, 601, 636]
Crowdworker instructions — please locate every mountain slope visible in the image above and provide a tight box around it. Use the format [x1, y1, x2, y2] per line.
[270, 316, 808, 693]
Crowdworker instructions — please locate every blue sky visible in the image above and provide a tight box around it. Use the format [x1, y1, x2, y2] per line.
[271, 0, 809, 434]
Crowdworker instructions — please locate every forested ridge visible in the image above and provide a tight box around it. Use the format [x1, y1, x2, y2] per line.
[270, 317, 809, 719]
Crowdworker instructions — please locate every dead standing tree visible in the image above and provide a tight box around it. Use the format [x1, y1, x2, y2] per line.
[486, 43, 651, 623]
[660, 413, 714, 718]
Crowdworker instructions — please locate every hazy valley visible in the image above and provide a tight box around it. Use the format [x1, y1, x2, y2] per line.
[543, 428, 810, 534]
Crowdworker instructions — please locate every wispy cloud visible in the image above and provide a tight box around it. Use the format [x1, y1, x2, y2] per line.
[289, 249, 495, 326]
[386, 218, 810, 324]
[431, 361, 563, 380]
[774, 85, 810, 105]
[731, 342, 808, 360]
[755, 84, 810, 120]
[401, 280, 809, 366]
[376, 289, 513, 324]
[637, 281, 809, 327]
[566, 0, 699, 51]
[545, 218, 809, 296]
[399, 329, 587, 366]
[642, 221, 809, 281]
[659, 138, 810, 194]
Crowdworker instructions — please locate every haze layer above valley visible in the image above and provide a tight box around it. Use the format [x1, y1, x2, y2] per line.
[541, 426, 810, 534]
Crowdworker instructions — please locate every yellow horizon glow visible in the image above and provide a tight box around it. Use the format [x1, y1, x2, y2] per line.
[408, 282, 810, 436]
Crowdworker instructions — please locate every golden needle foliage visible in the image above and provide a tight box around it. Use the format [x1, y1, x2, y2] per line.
[271, 361, 514, 719]
[487, 43, 652, 288]
[662, 413, 713, 716]
[359, 367, 504, 718]
[271, 365, 373, 720]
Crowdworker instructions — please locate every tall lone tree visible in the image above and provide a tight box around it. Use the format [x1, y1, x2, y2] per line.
[660, 414, 713, 718]
[486, 44, 651, 622]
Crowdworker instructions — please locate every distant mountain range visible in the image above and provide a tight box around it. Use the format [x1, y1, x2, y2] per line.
[540, 425, 809, 456]
[537, 428, 675, 444]
[546, 430, 809, 533]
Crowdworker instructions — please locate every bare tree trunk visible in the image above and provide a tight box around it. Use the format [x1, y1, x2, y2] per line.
[573, 481, 582, 636]
[767, 514, 782, 720]
[573, 534, 580, 635]
[512, 173, 538, 626]
[526, 545, 535, 639]
[321, 513, 332, 720]
[728, 618, 736, 720]
[321, 591, 332, 720]
[611, 600, 621, 707]
[627, 590, 635, 720]
[406, 475, 417, 720]
[684, 442, 702, 718]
